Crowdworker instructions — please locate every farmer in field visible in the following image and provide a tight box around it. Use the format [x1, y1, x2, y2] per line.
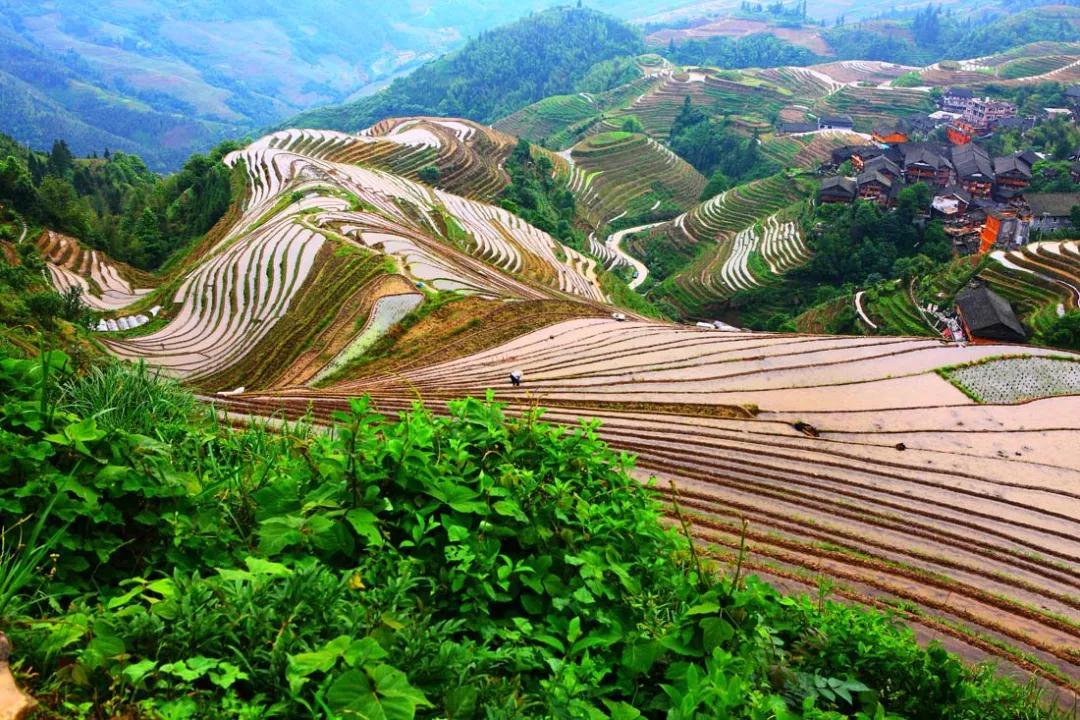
[509, 370, 523, 387]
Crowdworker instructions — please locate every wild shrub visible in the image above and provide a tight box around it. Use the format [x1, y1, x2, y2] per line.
[0, 349, 1071, 718]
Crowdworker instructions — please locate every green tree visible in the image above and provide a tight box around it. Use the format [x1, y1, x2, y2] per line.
[1044, 310, 1080, 350]
[47, 139, 74, 178]
[418, 165, 441, 185]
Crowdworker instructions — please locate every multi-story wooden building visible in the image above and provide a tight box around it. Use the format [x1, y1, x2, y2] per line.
[951, 144, 994, 198]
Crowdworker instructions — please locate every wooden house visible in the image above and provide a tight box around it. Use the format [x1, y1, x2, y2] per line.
[856, 171, 893, 204]
[1027, 193, 1080, 231]
[902, 146, 953, 186]
[955, 285, 1026, 343]
[871, 125, 909, 145]
[819, 176, 857, 203]
[950, 144, 994, 198]
[817, 115, 855, 131]
[993, 155, 1032, 192]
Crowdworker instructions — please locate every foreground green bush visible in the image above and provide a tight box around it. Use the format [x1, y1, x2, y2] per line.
[0, 352, 1065, 718]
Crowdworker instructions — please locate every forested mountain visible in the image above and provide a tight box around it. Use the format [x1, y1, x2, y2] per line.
[0, 132, 235, 268]
[0, 0, 695, 169]
[289, 7, 645, 132]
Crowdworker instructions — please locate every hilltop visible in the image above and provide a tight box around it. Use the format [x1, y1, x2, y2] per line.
[290, 7, 646, 134]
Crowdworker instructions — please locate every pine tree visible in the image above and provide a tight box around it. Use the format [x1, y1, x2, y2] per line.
[47, 140, 74, 178]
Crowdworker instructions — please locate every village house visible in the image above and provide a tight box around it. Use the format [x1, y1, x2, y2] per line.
[901, 145, 953, 186]
[941, 87, 974, 113]
[856, 170, 895, 205]
[994, 116, 1037, 134]
[978, 208, 1029, 253]
[1026, 192, 1079, 232]
[818, 176, 857, 203]
[778, 121, 817, 135]
[951, 144, 994, 198]
[817, 114, 855, 131]
[863, 155, 903, 181]
[955, 284, 1027, 343]
[1066, 85, 1080, 109]
[993, 155, 1033, 197]
[962, 98, 1017, 130]
[872, 124, 909, 145]
[931, 186, 973, 218]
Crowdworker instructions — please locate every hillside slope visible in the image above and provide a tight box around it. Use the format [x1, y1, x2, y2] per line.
[30, 120, 1080, 702]
[289, 7, 645, 133]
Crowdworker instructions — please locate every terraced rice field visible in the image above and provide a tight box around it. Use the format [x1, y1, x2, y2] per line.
[40, 127, 608, 382]
[216, 319, 1080, 702]
[712, 215, 810, 295]
[812, 86, 934, 129]
[806, 60, 917, 85]
[628, 174, 810, 312]
[986, 241, 1080, 339]
[36, 231, 153, 311]
[264, 120, 516, 202]
[494, 76, 663, 150]
[565, 132, 706, 227]
[612, 70, 791, 139]
[760, 131, 869, 170]
[998, 55, 1079, 80]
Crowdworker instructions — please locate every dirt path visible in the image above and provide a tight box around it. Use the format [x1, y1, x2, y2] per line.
[607, 222, 662, 290]
[854, 290, 877, 329]
[16, 216, 27, 244]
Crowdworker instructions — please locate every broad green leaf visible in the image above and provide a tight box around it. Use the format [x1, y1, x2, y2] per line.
[121, 659, 156, 686]
[602, 700, 643, 720]
[701, 617, 734, 652]
[244, 556, 293, 576]
[567, 616, 582, 644]
[686, 601, 721, 616]
[346, 508, 384, 546]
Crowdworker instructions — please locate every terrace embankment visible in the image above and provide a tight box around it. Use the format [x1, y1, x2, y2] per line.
[213, 318, 1080, 701]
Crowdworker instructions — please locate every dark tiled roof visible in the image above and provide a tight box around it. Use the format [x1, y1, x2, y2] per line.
[779, 122, 817, 134]
[1065, 85, 1080, 99]
[1015, 150, 1039, 168]
[946, 87, 973, 98]
[951, 144, 993, 179]
[904, 146, 948, 170]
[820, 176, 857, 195]
[857, 170, 893, 188]
[819, 115, 854, 125]
[1027, 192, 1080, 217]
[864, 155, 902, 177]
[956, 286, 1026, 340]
[993, 155, 1033, 178]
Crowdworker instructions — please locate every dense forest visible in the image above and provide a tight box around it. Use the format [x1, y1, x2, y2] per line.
[824, 5, 1080, 66]
[290, 7, 645, 132]
[662, 33, 818, 69]
[668, 98, 779, 188]
[0, 134, 236, 269]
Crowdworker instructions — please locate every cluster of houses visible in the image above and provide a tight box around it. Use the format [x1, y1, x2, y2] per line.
[820, 139, 1078, 255]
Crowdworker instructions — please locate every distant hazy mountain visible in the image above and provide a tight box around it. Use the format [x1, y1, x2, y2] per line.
[0, 0, 696, 169]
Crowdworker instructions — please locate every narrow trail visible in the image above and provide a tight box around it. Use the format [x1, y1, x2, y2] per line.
[606, 222, 662, 290]
[854, 290, 878, 329]
[16, 216, 27, 244]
